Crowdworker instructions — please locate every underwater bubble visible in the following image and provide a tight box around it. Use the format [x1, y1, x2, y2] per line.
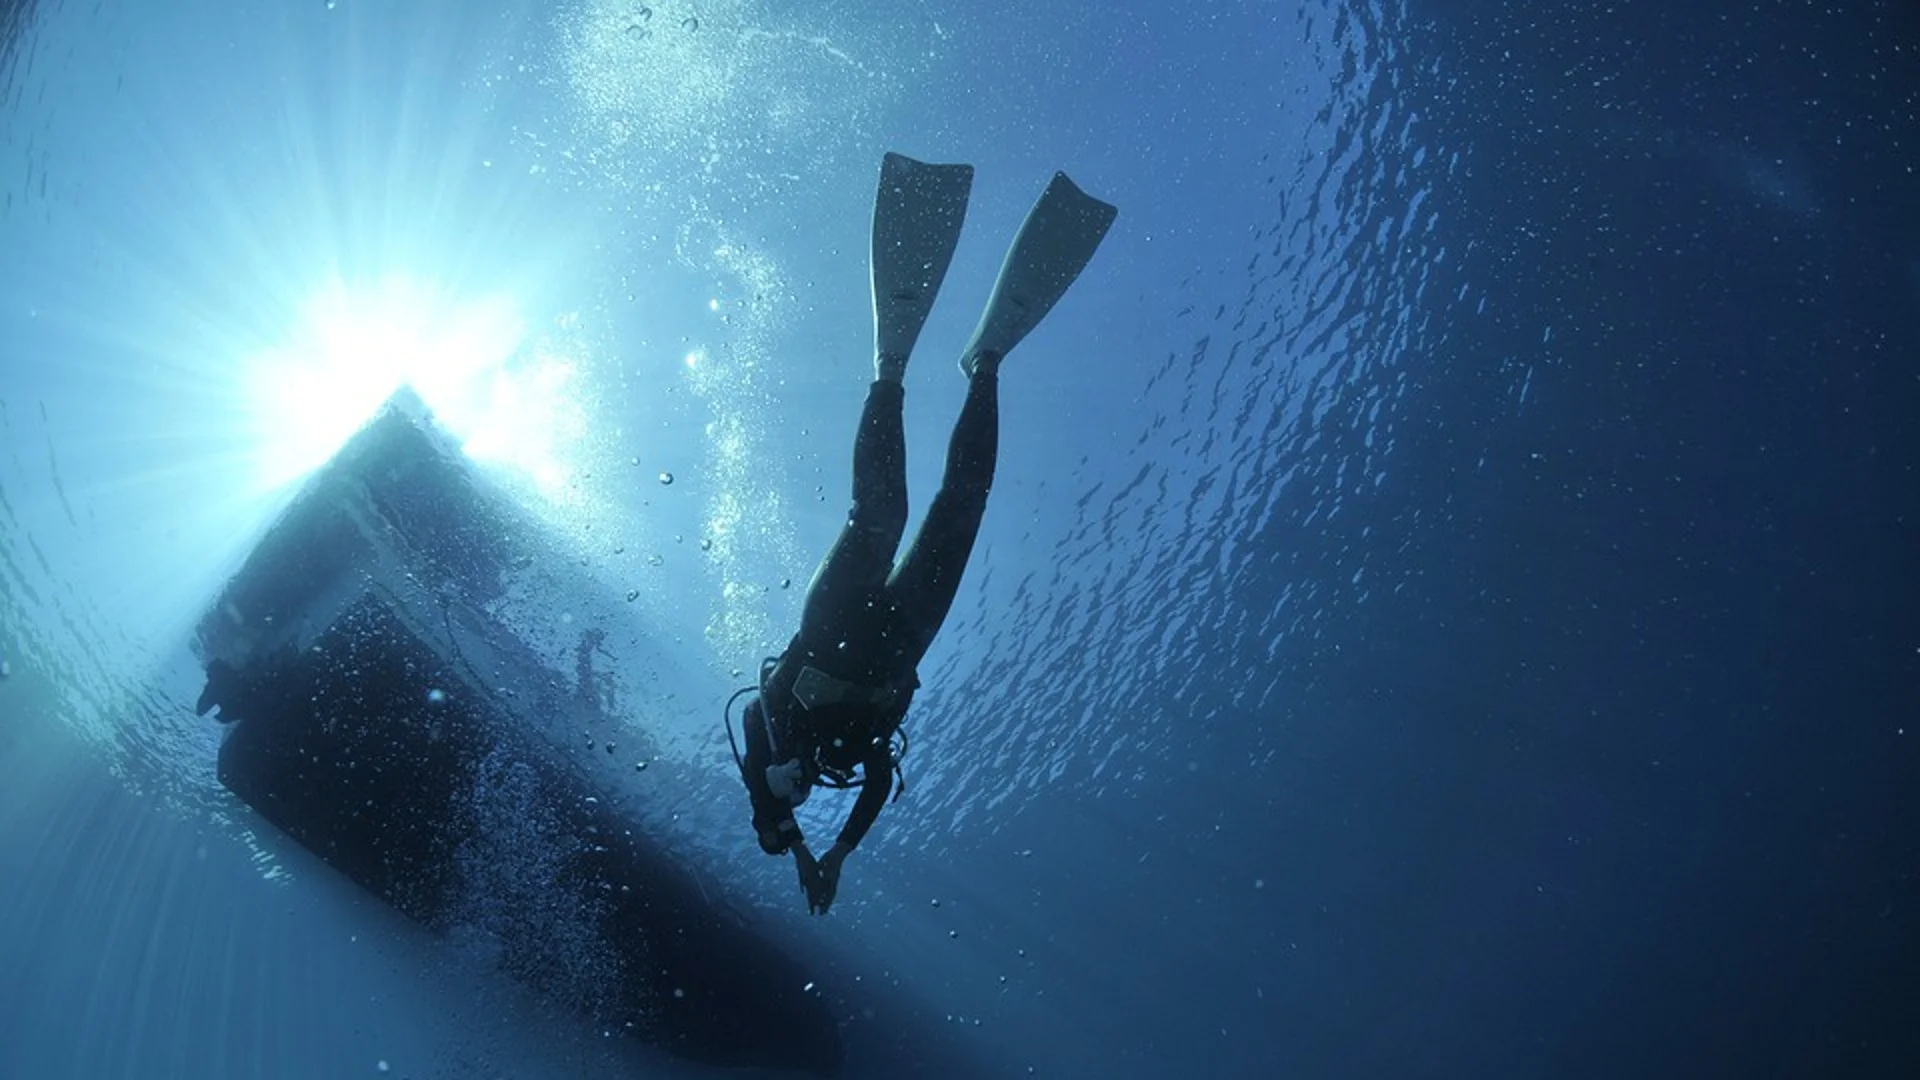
[626, 589, 640, 602]
[426, 688, 447, 705]
[658, 471, 674, 485]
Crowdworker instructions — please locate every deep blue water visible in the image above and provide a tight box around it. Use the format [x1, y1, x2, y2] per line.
[1, 0, 1915, 1077]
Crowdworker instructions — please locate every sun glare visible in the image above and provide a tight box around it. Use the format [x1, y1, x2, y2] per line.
[242, 278, 585, 499]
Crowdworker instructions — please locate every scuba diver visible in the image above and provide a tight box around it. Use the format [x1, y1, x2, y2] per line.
[730, 152, 1117, 914]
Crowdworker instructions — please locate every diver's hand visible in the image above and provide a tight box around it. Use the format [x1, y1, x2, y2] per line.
[805, 843, 849, 915]
[792, 843, 820, 907]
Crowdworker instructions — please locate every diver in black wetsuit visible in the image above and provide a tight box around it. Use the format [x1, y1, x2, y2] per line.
[735, 152, 1117, 914]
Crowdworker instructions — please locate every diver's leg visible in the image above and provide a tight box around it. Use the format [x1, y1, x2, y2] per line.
[791, 154, 966, 637]
[886, 365, 999, 666]
[798, 379, 910, 639]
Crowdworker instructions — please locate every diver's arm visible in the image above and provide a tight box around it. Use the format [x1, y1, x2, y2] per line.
[832, 745, 894, 852]
[799, 746, 889, 915]
[743, 700, 805, 854]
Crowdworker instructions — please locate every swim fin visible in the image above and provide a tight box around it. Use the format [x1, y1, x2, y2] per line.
[872, 152, 974, 364]
[960, 171, 1117, 375]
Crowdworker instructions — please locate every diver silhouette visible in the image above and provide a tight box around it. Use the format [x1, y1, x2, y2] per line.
[729, 152, 1117, 914]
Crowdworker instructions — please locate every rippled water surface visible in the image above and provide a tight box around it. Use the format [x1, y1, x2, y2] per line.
[2, 1, 1915, 1077]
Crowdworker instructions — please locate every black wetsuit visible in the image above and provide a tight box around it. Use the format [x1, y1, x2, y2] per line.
[744, 366, 999, 854]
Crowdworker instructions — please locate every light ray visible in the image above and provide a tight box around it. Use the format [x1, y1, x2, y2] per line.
[239, 276, 546, 493]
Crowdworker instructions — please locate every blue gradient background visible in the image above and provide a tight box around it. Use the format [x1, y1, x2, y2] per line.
[1, 0, 1915, 1077]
